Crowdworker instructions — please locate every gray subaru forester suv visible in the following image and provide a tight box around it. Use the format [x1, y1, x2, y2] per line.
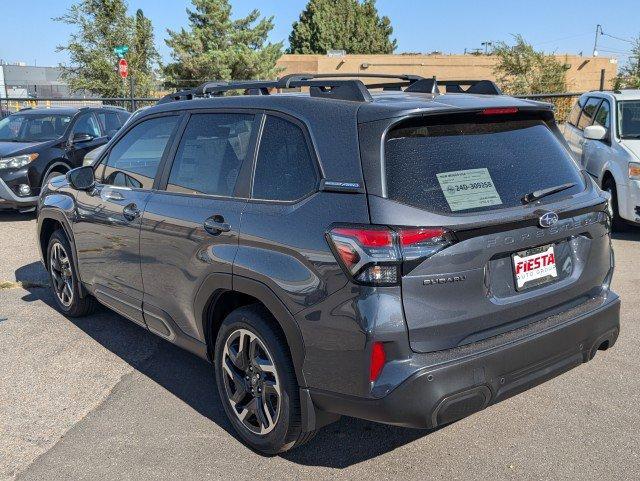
[36, 74, 620, 455]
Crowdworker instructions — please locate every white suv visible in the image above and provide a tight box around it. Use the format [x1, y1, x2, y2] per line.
[563, 90, 640, 230]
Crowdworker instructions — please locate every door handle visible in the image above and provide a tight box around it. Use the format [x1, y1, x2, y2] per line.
[104, 190, 124, 201]
[204, 215, 231, 235]
[123, 203, 141, 221]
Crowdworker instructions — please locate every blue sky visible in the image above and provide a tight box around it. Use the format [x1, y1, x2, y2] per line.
[1, 0, 638, 67]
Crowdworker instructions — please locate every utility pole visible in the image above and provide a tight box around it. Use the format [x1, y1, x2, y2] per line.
[593, 24, 602, 56]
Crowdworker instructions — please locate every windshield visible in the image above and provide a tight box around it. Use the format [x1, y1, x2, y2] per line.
[618, 101, 640, 139]
[0, 113, 72, 142]
[384, 116, 585, 214]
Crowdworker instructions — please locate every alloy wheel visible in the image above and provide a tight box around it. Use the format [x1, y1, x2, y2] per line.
[221, 328, 281, 435]
[50, 242, 74, 307]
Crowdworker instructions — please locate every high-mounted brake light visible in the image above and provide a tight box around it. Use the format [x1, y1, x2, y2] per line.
[481, 107, 519, 115]
[369, 342, 386, 382]
[327, 225, 454, 286]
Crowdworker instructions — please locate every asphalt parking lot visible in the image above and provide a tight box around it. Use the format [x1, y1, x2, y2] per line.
[1, 211, 639, 480]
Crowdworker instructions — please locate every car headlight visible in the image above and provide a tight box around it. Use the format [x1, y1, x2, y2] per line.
[0, 153, 39, 170]
[629, 162, 640, 180]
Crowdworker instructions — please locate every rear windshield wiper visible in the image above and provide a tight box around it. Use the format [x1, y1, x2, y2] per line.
[522, 182, 576, 204]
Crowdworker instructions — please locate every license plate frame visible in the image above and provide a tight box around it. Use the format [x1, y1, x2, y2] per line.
[512, 243, 558, 292]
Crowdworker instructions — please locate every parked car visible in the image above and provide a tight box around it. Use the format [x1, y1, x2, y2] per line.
[0, 106, 130, 212]
[37, 74, 619, 455]
[82, 144, 106, 167]
[82, 106, 147, 167]
[563, 89, 640, 230]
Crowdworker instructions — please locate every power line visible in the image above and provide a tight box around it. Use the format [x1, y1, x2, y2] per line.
[601, 31, 634, 44]
[532, 32, 592, 47]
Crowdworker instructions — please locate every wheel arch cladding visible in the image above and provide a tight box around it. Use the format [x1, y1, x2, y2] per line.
[199, 276, 308, 388]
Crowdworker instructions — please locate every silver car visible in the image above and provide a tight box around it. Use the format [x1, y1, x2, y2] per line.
[563, 90, 640, 229]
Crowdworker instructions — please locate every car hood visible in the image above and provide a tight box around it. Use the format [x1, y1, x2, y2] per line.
[0, 140, 56, 158]
[621, 139, 640, 161]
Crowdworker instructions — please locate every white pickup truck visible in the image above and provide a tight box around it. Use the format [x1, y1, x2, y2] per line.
[563, 90, 640, 230]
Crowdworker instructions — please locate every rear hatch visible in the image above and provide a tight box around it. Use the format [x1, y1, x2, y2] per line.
[364, 108, 612, 352]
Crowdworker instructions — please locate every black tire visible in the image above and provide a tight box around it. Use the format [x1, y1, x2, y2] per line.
[603, 177, 628, 232]
[47, 229, 97, 317]
[214, 304, 314, 455]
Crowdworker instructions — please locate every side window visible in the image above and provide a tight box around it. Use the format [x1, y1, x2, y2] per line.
[593, 99, 611, 129]
[577, 98, 602, 130]
[167, 113, 255, 196]
[96, 111, 124, 137]
[252, 115, 318, 201]
[102, 115, 179, 189]
[72, 113, 101, 138]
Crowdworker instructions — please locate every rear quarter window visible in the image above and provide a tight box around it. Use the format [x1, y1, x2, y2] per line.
[384, 115, 585, 214]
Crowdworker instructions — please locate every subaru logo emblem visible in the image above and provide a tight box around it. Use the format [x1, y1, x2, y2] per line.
[539, 211, 559, 228]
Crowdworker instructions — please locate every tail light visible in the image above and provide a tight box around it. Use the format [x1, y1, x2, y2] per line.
[327, 225, 454, 286]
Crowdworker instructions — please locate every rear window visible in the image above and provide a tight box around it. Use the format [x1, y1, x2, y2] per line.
[384, 116, 585, 214]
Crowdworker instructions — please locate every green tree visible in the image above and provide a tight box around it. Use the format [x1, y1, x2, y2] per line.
[55, 0, 160, 98]
[163, 0, 283, 89]
[492, 35, 568, 95]
[289, 0, 396, 54]
[615, 35, 640, 89]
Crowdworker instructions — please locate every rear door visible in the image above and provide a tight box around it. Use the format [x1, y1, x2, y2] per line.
[366, 110, 611, 352]
[563, 97, 584, 158]
[140, 111, 258, 340]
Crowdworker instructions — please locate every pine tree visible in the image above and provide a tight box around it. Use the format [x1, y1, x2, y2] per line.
[163, 0, 283, 89]
[55, 0, 160, 98]
[288, 0, 396, 55]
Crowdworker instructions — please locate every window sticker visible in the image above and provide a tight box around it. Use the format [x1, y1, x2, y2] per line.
[436, 168, 502, 212]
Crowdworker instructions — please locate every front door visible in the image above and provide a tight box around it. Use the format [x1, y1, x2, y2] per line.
[67, 111, 107, 167]
[140, 112, 258, 340]
[72, 113, 182, 325]
[571, 97, 603, 163]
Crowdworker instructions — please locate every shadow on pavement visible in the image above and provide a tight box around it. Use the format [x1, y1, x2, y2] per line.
[15, 260, 429, 467]
[612, 227, 640, 241]
[0, 211, 36, 222]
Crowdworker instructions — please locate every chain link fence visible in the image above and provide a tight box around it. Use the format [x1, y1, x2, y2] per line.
[1, 92, 585, 122]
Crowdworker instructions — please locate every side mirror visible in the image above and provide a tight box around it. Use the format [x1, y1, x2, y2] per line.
[67, 165, 95, 191]
[584, 125, 608, 141]
[72, 132, 94, 144]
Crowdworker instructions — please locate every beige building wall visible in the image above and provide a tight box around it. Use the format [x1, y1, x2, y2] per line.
[277, 54, 619, 92]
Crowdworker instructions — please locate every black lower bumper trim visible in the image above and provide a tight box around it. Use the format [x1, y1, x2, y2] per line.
[310, 295, 620, 429]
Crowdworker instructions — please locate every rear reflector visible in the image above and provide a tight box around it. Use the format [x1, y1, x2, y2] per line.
[480, 107, 519, 115]
[370, 342, 386, 382]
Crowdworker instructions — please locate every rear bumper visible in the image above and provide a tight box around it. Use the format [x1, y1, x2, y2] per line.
[310, 293, 620, 429]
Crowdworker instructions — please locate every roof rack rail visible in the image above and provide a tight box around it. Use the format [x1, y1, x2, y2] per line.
[434, 80, 503, 95]
[156, 74, 503, 105]
[158, 77, 374, 103]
